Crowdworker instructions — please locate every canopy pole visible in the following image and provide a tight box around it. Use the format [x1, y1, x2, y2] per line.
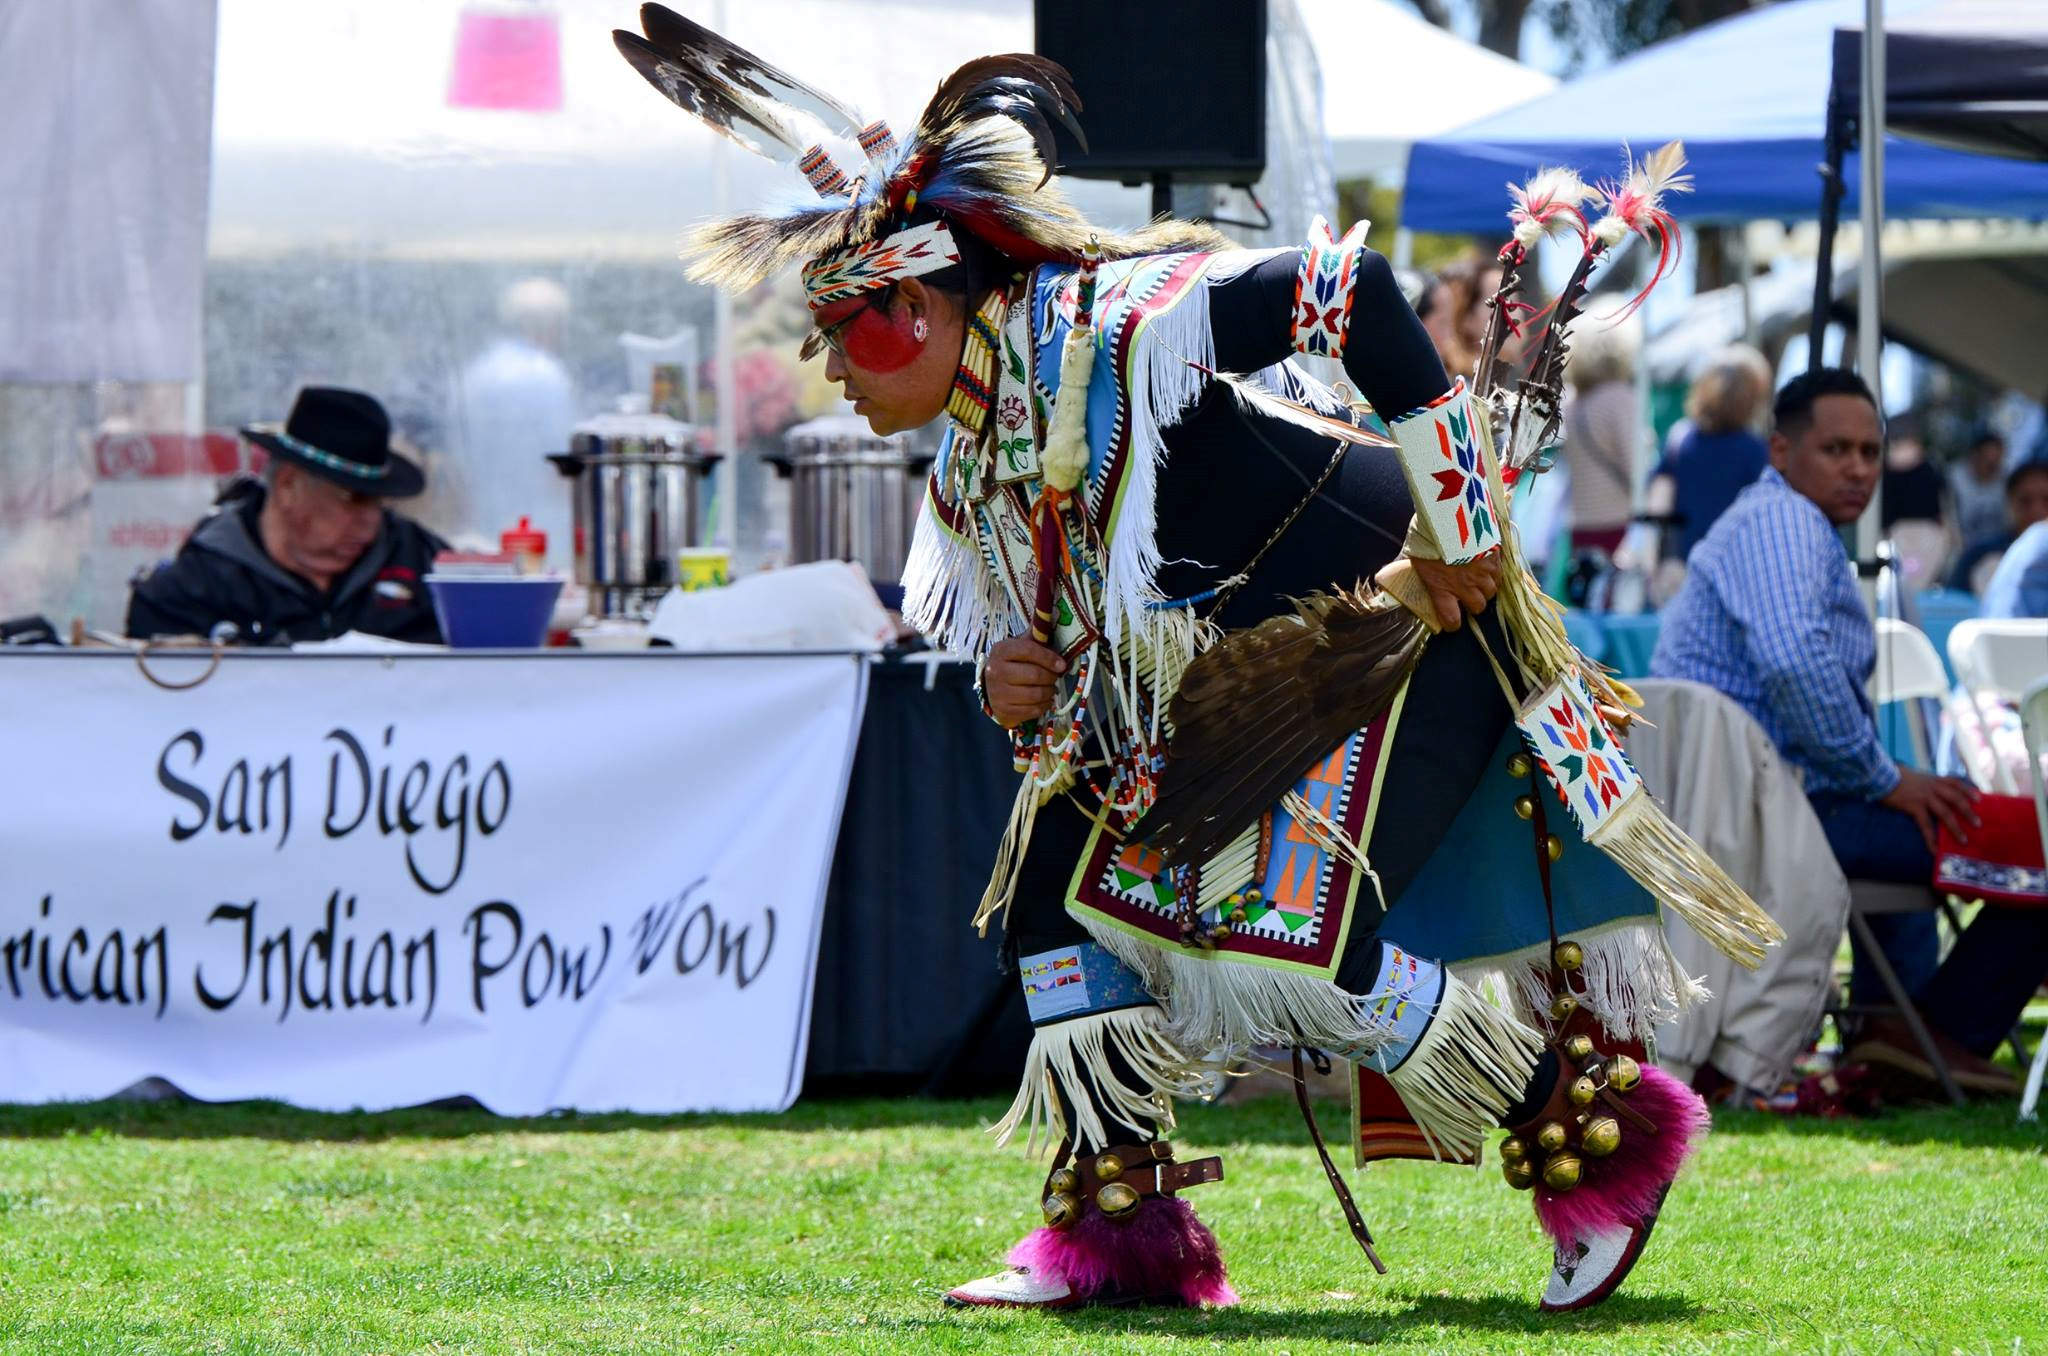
[1733, 226, 1755, 346]
[711, 0, 740, 566]
[1854, 0, 1886, 565]
[1809, 82, 1849, 374]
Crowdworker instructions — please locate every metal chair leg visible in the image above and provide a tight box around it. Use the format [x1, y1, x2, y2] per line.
[2021, 1032, 2048, 1123]
[1849, 911, 1967, 1107]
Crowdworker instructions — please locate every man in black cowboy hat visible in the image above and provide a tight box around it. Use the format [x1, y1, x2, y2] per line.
[126, 387, 449, 645]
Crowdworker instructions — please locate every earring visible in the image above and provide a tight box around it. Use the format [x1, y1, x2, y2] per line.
[912, 315, 929, 343]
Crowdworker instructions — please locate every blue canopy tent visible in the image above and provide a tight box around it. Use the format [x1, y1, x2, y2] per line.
[1402, 0, 2048, 233]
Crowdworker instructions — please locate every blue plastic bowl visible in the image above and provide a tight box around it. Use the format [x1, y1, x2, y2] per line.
[426, 577, 564, 649]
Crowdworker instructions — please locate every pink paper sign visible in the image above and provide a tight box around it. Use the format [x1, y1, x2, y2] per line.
[448, 9, 563, 112]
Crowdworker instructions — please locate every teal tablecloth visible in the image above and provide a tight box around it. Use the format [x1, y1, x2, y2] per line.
[1561, 610, 1662, 680]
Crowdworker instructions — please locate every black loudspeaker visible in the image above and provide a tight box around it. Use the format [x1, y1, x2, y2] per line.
[1033, 0, 1266, 185]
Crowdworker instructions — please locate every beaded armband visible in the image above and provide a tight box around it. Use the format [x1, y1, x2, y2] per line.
[1292, 215, 1371, 360]
[1387, 377, 1502, 564]
[1513, 669, 1643, 843]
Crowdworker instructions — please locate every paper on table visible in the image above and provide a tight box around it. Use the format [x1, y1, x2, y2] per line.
[648, 561, 894, 653]
[290, 632, 449, 654]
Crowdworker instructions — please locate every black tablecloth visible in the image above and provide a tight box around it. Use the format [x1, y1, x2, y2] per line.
[803, 655, 1034, 1094]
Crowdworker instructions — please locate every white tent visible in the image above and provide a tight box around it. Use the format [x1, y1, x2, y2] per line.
[210, 0, 1046, 260]
[1294, 0, 1556, 182]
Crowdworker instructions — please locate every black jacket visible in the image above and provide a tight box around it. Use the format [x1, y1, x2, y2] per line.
[124, 480, 449, 645]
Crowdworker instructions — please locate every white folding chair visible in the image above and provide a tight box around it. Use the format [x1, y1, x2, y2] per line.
[1949, 618, 2048, 705]
[2017, 677, 2048, 1122]
[1870, 618, 1951, 770]
[1949, 619, 2048, 792]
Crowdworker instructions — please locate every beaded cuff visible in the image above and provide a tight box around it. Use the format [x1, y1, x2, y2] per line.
[1388, 377, 1502, 564]
[1292, 215, 1371, 360]
[1514, 670, 1643, 841]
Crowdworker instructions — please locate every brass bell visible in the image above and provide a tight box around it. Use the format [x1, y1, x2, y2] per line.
[1563, 1033, 1595, 1062]
[1513, 795, 1536, 821]
[1536, 1121, 1568, 1152]
[1568, 1075, 1599, 1107]
[1244, 889, 1264, 904]
[1210, 923, 1233, 942]
[1499, 1136, 1529, 1165]
[1502, 1159, 1537, 1190]
[1545, 834, 1564, 863]
[1553, 941, 1584, 972]
[1582, 1116, 1622, 1157]
[1095, 1182, 1142, 1219]
[1093, 1152, 1125, 1182]
[1229, 907, 1248, 925]
[1047, 1167, 1081, 1196]
[1507, 752, 1533, 779]
[1042, 1192, 1082, 1228]
[1607, 1054, 1642, 1093]
[1542, 1151, 1584, 1192]
[1550, 993, 1579, 1022]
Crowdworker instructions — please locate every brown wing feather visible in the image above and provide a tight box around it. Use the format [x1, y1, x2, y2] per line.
[1133, 592, 1426, 867]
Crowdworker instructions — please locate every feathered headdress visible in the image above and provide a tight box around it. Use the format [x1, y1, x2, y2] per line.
[614, 3, 1226, 308]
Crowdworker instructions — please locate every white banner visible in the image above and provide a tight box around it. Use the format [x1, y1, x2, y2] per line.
[0, 650, 867, 1115]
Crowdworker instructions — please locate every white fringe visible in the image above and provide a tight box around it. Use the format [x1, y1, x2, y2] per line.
[1079, 915, 1403, 1072]
[1453, 918, 1710, 1046]
[1098, 273, 1219, 645]
[990, 1006, 1209, 1156]
[1382, 970, 1545, 1162]
[1194, 822, 1262, 912]
[1201, 245, 1297, 285]
[899, 497, 1017, 655]
[1591, 792, 1786, 970]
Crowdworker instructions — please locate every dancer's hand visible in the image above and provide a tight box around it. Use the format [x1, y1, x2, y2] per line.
[1394, 551, 1502, 631]
[984, 636, 1067, 728]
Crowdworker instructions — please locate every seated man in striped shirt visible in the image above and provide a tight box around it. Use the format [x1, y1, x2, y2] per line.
[1653, 368, 2042, 1097]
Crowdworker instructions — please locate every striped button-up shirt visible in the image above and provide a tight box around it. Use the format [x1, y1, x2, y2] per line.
[1650, 467, 1898, 799]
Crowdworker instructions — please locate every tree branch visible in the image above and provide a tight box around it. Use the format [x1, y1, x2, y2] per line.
[1407, 0, 1455, 29]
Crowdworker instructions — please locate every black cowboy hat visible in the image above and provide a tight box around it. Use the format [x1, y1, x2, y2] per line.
[241, 386, 425, 498]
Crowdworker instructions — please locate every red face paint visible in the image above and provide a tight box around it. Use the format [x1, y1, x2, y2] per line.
[812, 293, 922, 374]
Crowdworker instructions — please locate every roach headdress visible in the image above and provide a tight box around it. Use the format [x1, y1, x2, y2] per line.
[614, 3, 1226, 308]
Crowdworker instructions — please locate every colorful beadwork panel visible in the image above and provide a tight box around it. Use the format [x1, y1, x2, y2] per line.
[1067, 716, 1394, 981]
[1389, 379, 1501, 564]
[1292, 215, 1368, 360]
[1514, 670, 1643, 840]
[1017, 942, 1155, 1025]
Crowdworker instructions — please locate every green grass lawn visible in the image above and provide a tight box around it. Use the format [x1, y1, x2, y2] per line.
[0, 1090, 2043, 1355]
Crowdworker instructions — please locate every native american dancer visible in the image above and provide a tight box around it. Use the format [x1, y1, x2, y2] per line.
[615, 5, 1782, 1314]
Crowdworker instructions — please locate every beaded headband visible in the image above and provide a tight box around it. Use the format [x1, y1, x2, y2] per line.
[800, 219, 963, 310]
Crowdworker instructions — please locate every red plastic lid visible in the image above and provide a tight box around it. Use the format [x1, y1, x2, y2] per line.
[500, 516, 547, 554]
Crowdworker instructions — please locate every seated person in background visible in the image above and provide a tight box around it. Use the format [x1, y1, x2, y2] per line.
[1652, 369, 2045, 1095]
[1947, 429, 2011, 547]
[1879, 411, 1945, 531]
[1980, 518, 2048, 620]
[1649, 343, 1772, 561]
[126, 387, 448, 645]
[1945, 461, 2048, 595]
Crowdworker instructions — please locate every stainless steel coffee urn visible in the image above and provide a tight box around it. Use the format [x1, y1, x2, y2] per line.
[550, 411, 720, 617]
[770, 416, 933, 589]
